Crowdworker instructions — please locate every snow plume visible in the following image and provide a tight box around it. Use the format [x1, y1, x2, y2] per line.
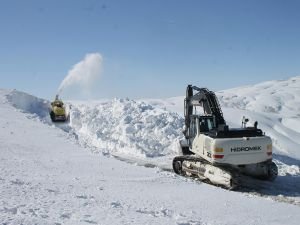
[58, 53, 103, 97]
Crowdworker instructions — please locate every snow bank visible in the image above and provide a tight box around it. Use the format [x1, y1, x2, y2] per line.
[70, 98, 184, 159]
[5, 90, 184, 164]
[5, 90, 51, 122]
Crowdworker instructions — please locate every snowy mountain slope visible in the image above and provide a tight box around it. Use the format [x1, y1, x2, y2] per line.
[147, 76, 300, 117]
[2, 89, 300, 225]
[218, 76, 300, 117]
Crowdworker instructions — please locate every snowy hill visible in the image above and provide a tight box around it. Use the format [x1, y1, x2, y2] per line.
[1, 76, 300, 224]
[218, 76, 300, 117]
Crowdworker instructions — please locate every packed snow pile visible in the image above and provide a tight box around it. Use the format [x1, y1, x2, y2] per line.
[5, 90, 184, 164]
[69, 99, 184, 159]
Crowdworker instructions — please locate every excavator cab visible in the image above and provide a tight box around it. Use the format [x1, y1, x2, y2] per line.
[198, 116, 215, 133]
[187, 115, 215, 147]
[52, 101, 63, 108]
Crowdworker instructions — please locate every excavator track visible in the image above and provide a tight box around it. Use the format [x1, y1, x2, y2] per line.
[173, 155, 278, 190]
[173, 155, 240, 190]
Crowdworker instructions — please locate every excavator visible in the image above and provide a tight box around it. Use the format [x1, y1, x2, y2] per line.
[173, 85, 278, 189]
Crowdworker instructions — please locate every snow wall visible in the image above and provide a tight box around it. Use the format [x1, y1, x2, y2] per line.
[5, 90, 184, 166]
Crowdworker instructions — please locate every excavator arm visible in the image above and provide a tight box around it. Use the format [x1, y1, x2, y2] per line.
[184, 85, 226, 140]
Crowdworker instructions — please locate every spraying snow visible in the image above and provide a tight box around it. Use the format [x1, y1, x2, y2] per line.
[57, 53, 103, 97]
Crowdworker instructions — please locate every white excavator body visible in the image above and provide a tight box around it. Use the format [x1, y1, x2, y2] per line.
[173, 86, 278, 189]
[191, 122, 273, 165]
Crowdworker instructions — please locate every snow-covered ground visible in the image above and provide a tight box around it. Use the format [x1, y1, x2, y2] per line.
[1, 76, 300, 224]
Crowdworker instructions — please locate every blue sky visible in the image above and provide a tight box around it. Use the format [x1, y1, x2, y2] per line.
[1, 0, 300, 99]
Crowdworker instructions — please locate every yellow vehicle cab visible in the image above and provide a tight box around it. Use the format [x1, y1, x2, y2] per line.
[50, 95, 68, 122]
